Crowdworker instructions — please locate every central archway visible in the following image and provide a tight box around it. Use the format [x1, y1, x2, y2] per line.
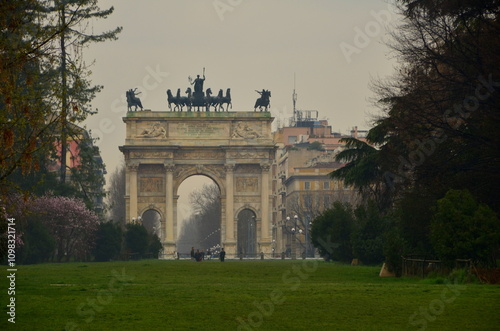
[176, 175, 221, 257]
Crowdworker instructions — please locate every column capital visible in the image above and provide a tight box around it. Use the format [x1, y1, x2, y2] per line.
[163, 163, 175, 172]
[260, 163, 271, 172]
[224, 163, 235, 173]
[126, 160, 139, 171]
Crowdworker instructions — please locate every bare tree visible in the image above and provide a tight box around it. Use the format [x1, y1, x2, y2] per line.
[107, 162, 125, 224]
[177, 183, 221, 255]
[177, 213, 200, 256]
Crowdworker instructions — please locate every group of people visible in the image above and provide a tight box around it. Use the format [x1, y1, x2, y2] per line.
[190, 247, 226, 262]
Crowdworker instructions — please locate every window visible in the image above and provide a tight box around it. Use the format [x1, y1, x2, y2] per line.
[323, 181, 330, 189]
[304, 182, 311, 190]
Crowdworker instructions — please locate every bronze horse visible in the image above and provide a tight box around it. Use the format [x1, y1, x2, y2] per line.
[166, 89, 180, 111]
[254, 89, 271, 112]
[219, 88, 232, 112]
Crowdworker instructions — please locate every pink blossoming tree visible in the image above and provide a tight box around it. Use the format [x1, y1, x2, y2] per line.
[30, 195, 99, 262]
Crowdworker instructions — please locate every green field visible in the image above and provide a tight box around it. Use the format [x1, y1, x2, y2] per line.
[2, 260, 499, 330]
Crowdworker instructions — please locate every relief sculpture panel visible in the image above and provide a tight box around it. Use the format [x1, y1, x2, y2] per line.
[236, 177, 259, 192]
[140, 177, 164, 193]
[231, 121, 261, 139]
[136, 122, 167, 138]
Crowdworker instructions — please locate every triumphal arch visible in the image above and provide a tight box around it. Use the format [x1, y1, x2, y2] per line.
[119, 111, 275, 257]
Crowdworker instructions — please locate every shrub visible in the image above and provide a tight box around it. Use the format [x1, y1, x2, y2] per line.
[311, 202, 354, 263]
[431, 189, 500, 267]
[125, 223, 149, 257]
[93, 222, 122, 262]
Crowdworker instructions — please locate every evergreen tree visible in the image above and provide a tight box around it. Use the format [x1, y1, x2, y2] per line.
[0, 1, 60, 196]
[1, 1, 119, 211]
[124, 223, 149, 258]
[50, 0, 121, 184]
[351, 201, 387, 265]
[329, 0, 499, 264]
[310, 202, 354, 263]
[67, 128, 106, 214]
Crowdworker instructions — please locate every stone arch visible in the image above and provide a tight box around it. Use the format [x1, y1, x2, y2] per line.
[176, 174, 222, 254]
[234, 205, 259, 221]
[236, 208, 258, 258]
[139, 205, 163, 220]
[120, 111, 275, 258]
[173, 167, 225, 197]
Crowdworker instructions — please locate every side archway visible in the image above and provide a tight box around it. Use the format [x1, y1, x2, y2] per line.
[141, 208, 163, 240]
[237, 208, 257, 258]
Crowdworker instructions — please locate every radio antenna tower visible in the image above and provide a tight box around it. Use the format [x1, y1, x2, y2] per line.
[292, 73, 297, 127]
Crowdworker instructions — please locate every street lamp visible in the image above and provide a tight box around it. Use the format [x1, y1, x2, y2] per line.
[286, 215, 311, 259]
[283, 215, 301, 259]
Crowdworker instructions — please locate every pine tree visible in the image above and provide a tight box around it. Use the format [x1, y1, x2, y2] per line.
[50, 0, 121, 183]
[0, 1, 60, 192]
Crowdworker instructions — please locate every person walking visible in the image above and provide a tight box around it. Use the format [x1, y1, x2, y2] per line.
[219, 247, 226, 262]
[195, 249, 202, 262]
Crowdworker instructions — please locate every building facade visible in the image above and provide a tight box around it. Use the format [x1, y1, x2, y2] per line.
[272, 111, 364, 258]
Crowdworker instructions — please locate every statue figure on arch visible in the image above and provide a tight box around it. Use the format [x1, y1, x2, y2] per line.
[189, 68, 206, 100]
[254, 89, 271, 112]
[126, 88, 143, 111]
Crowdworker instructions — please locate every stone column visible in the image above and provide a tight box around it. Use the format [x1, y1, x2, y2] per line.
[128, 164, 139, 223]
[164, 163, 175, 254]
[124, 163, 130, 223]
[260, 163, 271, 246]
[224, 163, 236, 254]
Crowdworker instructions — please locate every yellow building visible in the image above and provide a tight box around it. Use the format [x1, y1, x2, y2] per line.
[272, 118, 363, 258]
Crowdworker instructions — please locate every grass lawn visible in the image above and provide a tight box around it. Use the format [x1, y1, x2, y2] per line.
[2, 259, 499, 330]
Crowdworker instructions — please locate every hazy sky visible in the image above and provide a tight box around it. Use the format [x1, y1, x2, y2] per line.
[81, 1, 400, 229]
[82, 0, 401, 228]
[83, 0, 400, 181]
